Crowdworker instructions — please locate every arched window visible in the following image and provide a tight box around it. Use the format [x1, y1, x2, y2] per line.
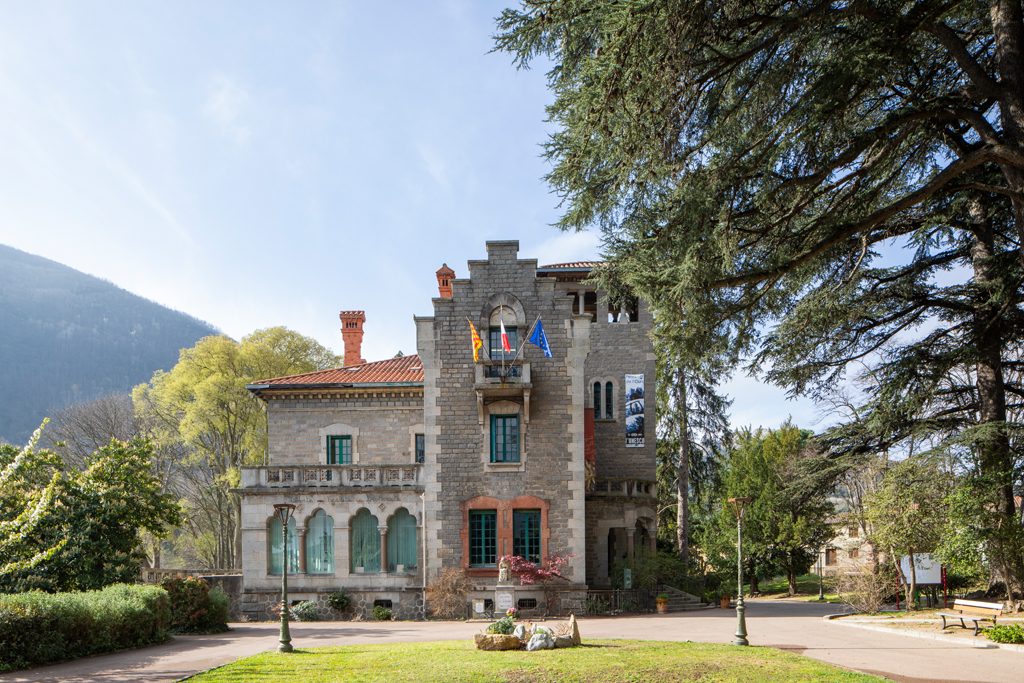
[386, 507, 417, 571]
[306, 509, 334, 574]
[350, 508, 380, 573]
[593, 382, 601, 419]
[605, 381, 614, 419]
[269, 516, 299, 574]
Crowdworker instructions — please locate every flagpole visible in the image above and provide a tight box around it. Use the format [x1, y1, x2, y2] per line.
[509, 316, 541, 367]
[466, 318, 494, 366]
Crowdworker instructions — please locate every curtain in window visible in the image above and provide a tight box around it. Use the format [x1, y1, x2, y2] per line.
[386, 507, 417, 570]
[350, 508, 380, 572]
[269, 516, 299, 574]
[306, 509, 334, 574]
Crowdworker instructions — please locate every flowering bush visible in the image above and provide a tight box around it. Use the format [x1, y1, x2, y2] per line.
[506, 607, 519, 619]
[503, 553, 576, 616]
[485, 616, 515, 635]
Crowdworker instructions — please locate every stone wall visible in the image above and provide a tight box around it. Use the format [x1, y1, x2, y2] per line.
[203, 575, 244, 622]
[418, 241, 589, 583]
[266, 392, 424, 466]
[242, 587, 424, 621]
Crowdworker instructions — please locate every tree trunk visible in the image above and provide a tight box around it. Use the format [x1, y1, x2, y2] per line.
[749, 570, 759, 595]
[676, 370, 690, 567]
[787, 565, 797, 597]
[908, 552, 918, 611]
[233, 493, 243, 569]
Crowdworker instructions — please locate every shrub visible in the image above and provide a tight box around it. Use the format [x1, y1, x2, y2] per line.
[987, 623, 1024, 644]
[425, 567, 470, 620]
[0, 584, 170, 672]
[328, 590, 351, 612]
[291, 601, 321, 622]
[835, 571, 898, 614]
[485, 616, 515, 635]
[159, 576, 229, 633]
[372, 605, 392, 621]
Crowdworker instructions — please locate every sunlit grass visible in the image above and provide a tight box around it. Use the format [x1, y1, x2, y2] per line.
[188, 639, 884, 682]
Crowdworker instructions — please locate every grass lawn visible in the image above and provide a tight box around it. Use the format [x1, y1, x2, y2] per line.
[747, 574, 843, 603]
[187, 640, 883, 682]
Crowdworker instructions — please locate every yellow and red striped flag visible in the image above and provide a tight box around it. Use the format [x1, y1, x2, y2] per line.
[469, 321, 483, 362]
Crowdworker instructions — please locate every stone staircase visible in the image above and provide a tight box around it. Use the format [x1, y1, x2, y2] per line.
[659, 584, 710, 612]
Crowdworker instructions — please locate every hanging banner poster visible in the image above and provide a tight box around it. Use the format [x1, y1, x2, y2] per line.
[625, 374, 645, 447]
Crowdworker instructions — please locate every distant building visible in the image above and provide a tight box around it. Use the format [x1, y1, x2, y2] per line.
[237, 241, 657, 619]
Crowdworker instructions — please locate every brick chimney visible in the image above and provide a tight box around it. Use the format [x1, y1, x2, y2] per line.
[339, 310, 366, 366]
[435, 263, 455, 298]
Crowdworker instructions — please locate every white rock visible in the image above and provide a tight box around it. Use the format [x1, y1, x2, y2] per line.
[554, 634, 574, 648]
[526, 632, 555, 651]
[513, 624, 528, 640]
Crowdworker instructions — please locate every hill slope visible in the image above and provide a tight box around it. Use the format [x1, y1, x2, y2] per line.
[0, 244, 218, 445]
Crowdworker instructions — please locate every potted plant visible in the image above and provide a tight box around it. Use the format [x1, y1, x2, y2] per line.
[720, 594, 732, 609]
[656, 593, 669, 614]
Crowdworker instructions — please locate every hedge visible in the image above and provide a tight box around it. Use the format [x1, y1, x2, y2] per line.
[0, 583, 171, 672]
[160, 576, 229, 633]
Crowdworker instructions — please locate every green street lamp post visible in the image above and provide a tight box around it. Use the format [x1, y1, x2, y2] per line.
[817, 548, 825, 601]
[274, 503, 297, 654]
[728, 497, 752, 647]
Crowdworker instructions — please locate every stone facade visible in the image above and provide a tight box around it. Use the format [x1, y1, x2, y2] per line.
[238, 240, 658, 619]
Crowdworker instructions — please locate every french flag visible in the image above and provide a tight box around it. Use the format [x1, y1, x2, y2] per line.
[500, 311, 511, 354]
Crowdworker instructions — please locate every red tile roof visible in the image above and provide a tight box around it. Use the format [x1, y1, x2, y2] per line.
[250, 354, 424, 390]
[538, 261, 602, 269]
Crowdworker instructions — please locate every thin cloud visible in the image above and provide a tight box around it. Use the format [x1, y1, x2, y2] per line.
[202, 75, 251, 144]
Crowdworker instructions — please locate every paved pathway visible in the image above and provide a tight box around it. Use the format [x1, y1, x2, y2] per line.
[2, 600, 1020, 682]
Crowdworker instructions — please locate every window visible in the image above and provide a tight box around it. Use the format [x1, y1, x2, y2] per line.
[269, 516, 299, 574]
[825, 548, 837, 566]
[387, 507, 418, 571]
[849, 548, 859, 560]
[327, 436, 351, 464]
[470, 510, 497, 566]
[583, 291, 597, 321]
[849, 526, 859, 538]
[305, 509, 334, 574]
[513, 510, 541, 563]
[489, 326, 518, 361]
[415, 434, 425, 464]
[491, 415, 519, 463]
[605, 382, 613, 419]
[593, 382, 601, 419]
[350, 508, 380, 572]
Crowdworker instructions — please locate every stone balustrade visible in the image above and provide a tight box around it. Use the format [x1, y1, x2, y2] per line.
[241, 464, 423, 489]
[590, 478, 657, 499]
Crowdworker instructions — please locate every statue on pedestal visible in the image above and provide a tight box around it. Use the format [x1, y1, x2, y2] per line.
[498, 557, 510, 583]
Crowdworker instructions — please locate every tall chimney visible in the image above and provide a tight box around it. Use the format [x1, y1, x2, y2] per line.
[435, 263, 455, 298]
[339, 310, 366, 366]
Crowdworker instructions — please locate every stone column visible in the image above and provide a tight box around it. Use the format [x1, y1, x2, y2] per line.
[379, 526, 388, 573]
[625, 528, 635, 559]
[297, 529, 307, 573]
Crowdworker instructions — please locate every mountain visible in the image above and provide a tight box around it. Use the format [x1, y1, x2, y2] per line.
[0, 244, 219, 446]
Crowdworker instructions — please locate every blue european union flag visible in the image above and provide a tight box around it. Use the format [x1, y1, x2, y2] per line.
[528, 319, 553, 358]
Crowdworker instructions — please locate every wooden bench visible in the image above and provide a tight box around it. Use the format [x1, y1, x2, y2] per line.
[937, 599, 1003, 636]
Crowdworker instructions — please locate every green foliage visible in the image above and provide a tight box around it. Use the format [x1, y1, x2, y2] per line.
[584, 595, 609, 615]
[484, 616, 515, 635]
[987, 623, 1024, 644]
[0, 433, 181, 592]
[0, 583, 170, 672]
[496, 0, 1024, 593]
[291, 601, 321, 622]
[159, 576, 229, 633]
[328, 589, 351, 612]
[372, 605, 392, 621]
[611, 546, 686, 590]
[133, 327, 341, 568]
[700, 423, 833, 595]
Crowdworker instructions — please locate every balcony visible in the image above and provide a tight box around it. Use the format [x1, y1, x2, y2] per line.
[241, 464, 424, 490]
[589, 478, 657, 500]
[474, 360, 532, 424]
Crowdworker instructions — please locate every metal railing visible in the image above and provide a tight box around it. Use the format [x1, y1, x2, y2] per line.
[581, 589, 656, 615]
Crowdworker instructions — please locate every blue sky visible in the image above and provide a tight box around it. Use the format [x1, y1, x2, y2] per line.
[0, 1, 820, 431]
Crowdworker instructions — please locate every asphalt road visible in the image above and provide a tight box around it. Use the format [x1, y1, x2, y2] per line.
[1, 599, 1019, 683]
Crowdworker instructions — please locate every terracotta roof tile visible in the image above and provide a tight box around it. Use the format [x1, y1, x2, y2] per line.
[538, 261, 603, 269]
[253, 354, 423, 388]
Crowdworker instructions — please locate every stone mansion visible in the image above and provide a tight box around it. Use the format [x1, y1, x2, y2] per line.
[238, 241, 658, 620]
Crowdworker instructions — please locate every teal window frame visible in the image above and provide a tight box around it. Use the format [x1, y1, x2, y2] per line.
[327, 435, 351, 464]
[512, 509, 541, 564]
[415, 434, 425, 464]
[469, 510, 497, 567]
[490, 414, 519, 463]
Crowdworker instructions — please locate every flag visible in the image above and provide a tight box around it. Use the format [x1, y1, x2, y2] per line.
[500, 310, 511, 354]
[469, 321, 483, 362]
[528, 319, 552, 357]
